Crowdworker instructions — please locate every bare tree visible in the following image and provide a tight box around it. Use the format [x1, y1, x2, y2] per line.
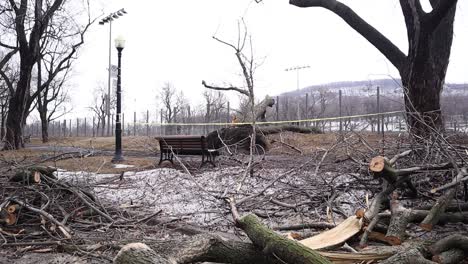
[34, 6, 92, 143]
[202, 19, 259, 188]
[0, 0, 94, 149]
[289, 0, 458, 136]
[158, 82, 186, 134]
[202, 90, 227, 122]
[89, 84, 114, 137]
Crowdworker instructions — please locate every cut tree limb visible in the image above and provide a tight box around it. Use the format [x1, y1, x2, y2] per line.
[379, 247, 435, 264]
[370, 156, 417, 196]
[432, 249, 466, 264]
[420, 168, 467, 230]
[385, 193, 411, 245]
[429, 234, 468, 255]
[9, 170, 41, 184]
[237, 214, 331, 264]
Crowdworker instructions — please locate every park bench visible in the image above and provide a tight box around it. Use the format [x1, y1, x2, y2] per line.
[156, 135, 219, 167]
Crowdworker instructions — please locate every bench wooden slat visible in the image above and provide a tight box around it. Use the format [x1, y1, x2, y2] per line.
[156, 135, 218, 167]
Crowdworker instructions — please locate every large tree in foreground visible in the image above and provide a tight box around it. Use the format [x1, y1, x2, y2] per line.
[290, 0, 458, 136]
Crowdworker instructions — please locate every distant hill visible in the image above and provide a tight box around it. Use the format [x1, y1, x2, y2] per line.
[278, 79, 467, 97]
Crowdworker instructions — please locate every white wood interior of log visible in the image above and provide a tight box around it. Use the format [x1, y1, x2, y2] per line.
[300, 216, 362, 250]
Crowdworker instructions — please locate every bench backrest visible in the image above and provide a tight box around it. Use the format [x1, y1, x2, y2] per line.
[157, 135, 208, 152]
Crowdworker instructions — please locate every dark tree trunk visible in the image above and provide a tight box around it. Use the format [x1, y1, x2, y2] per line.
[40, 114, 49, 143]
[4, 98, 25, 150]
[401, 4, 456, 136]
[0, 103, 5, 141]
[4, 61, 33, 150]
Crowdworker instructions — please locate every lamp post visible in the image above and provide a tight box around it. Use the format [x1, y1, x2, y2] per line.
[99, 8, 127, 137]
[112, 35, 126, 163]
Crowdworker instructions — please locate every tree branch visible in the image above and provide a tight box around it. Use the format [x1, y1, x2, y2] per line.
[426, 0, 458, 30]
[289, 0, 407, 71]
[202, 80, 250, 97]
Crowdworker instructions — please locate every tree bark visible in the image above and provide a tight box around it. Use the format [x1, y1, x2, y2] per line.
[401, 3, 456, 135]
[4, 93, 27, 149]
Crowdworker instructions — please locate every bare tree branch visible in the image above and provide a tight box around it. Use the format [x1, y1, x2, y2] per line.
[289, 0, 407, 71]
[426, 0, 458, 30]
[202, 80, 250, 97]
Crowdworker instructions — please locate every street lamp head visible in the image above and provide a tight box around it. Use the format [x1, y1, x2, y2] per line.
[114, 35, 126, 49]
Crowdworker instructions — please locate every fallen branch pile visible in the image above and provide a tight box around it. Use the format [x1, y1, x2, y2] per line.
[1, 131, 468, 264]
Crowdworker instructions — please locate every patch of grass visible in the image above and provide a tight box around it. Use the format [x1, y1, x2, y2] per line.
[42, 156, 157, 174]
[30, 136, 159, 152]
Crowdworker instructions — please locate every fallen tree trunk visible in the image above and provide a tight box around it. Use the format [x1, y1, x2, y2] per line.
[114, 234, 289, 264]
[206, 125, 320, 152]
[237, 214, 331, 264]
[259, 125, 321, 135]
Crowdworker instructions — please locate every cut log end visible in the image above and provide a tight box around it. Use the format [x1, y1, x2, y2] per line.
[355, 208, 365, 219]
[33, 171, 41, 183]
[384, 235, 402, 246]
[7, 204, 20, 214]
[5, 213, 17, 225]
[369, 156, 385, 172]
[368, 232, 401, 246]
[420, 223, 433, 231]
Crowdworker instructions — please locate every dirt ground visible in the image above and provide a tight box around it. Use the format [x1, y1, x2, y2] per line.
[1, 132, 468, 263]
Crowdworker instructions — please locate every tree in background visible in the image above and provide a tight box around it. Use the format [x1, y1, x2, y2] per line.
[290, 0, 458, 136]
[89, 83, 115, 137]
[35, 4, 93, 143]
[158, 82, 186, 134]
[202, 19, 260, 188]
[0, 0, 94, 149]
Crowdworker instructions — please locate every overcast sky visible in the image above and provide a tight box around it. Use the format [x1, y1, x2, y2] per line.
[69, 0, 468, 120]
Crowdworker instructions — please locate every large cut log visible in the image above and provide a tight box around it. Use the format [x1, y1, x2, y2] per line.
[114, 234, 290, 264]
[206, 125, 320, 152]
[114, 233, 396, 264]
[299, 216, 363, 250]
[237, 214, 331, 264]
[259, 125, 321, 135]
